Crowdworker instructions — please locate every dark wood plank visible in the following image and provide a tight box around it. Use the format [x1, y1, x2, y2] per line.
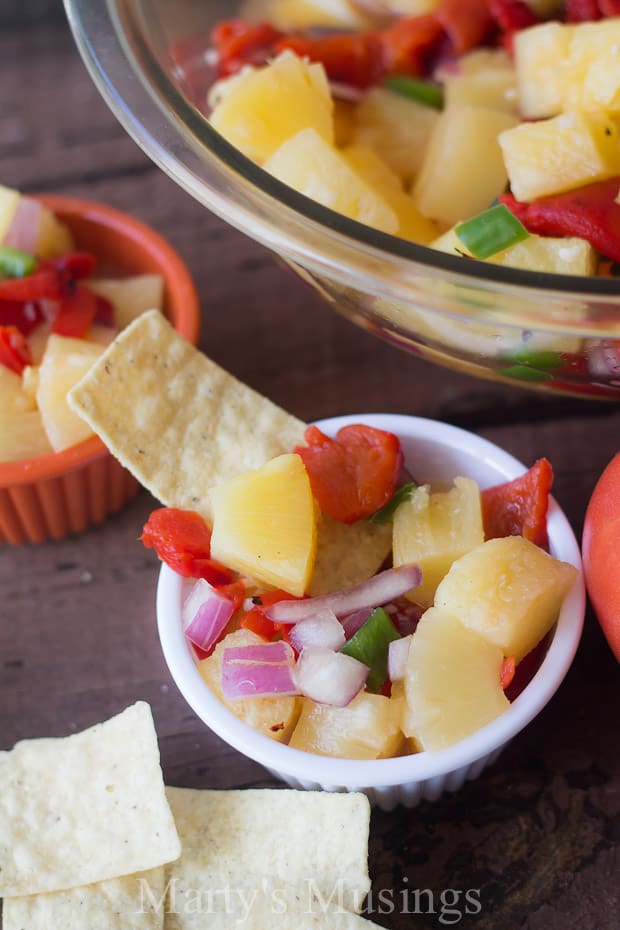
[2, 10, 620, 930]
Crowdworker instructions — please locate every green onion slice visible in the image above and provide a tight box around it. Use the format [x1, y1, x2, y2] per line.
[384, 75, 444, 110]
[341, 607, 401, 693]
[368, 482, 417, 524]
[455, 204, 529, 260]
[0, 245, 37, 279]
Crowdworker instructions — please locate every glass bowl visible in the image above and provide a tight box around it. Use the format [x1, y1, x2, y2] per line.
[65, 0, 620, 399]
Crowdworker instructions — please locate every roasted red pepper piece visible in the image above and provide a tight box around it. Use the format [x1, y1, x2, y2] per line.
[435, 0, 494, 55]
[0, 299, 43, 335]
[43, 250, 97, 280]
[565, 0, 602, 20]
[277, 31, 385, 87]
[295, 424, 403, 524]
[0, 324, 32, 374]
[141, 507, 236, 584]
[51, 285, 97, 338]
[501, 179, 620, 263]
[481, 458, 553, 550]
[500, 655, 516, 690]
[0, 268, 61, 302]
[379, 14, 445, 77]
[488, 0, 540, 32]
[213, 19, 283, 76]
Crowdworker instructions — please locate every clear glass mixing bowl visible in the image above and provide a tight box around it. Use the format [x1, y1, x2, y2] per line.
[65, 0, 620, 398]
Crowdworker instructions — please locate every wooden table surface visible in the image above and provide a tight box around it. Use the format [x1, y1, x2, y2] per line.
[2, 5, 620, 929]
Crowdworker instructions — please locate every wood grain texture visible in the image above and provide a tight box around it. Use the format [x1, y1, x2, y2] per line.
[2, 7, 620, 930]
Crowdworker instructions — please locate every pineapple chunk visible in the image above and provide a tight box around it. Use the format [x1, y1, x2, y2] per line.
[0, 409, 53, 462]
[0, 185, 20, 242]
[353, 87, 439, 182]
[36, 206, 74, 258]
[210, 50, 333, 164]
[435, 536, 578, 662]
[342, 144, 437, 244]
[499, 111, 620, 202]
[198, 629, 301, 742]
[402, 607, 509, 752]
[442, 49, 517, 115]
[434, 226, 596, 275]
[36, 334, 105, 451]
[412, 105, 517, 227]
[289, 691, 404, 759]
[21, 365, 39, 406]
[88, 275, 164, 330]
[1, 364, 36, 413]
[392, 477, 484, 608]
[264, 128, 399, 234]
[514, 21, 573, 119]
[210, 453, 317, 596]
[265, 0, 375, 29]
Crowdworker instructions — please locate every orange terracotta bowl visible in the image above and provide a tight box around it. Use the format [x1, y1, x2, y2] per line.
[0, 194, 200, 545]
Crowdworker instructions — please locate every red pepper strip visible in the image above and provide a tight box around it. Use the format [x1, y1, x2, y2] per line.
[141, 507, 236, 584]
[42, 250, 97, 280]
[277, 31, 385, 88]
[0, 299, 43, 336]
[51, 285, 97, 338]
[212, 20, 284, 77]
[600, 0, 620, 12]
[435, 0, 494, 55]
[500, 656, 516, 690]
[0, 269, 61, 302]
[500, 178, 620, 263]
[481, 458, 553, 550]
[240, 589, 299, 640]
[295, 424, 403, 524]
[565, 0, 602, 20]
[378, 14, 446, 78]
[0, 325, 32, 374]
[488, 0, 540, 32]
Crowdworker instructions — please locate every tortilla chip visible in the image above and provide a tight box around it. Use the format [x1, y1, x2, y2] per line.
[3, 867, 165, 930]
[162, 872, 384, 930]
[68, 310, 306, 521]
[165, 788, 371, 916]
[309, 515, 392, 596]
[0, 703, 180, 898]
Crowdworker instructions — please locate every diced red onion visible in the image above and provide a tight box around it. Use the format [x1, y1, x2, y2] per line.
[384, 598, 423, 637]
[221, 641, 298, 699]
[341, 608, 372, 640]
[183, 578, 235, 652]
[388, 634, 413, 682]
[588, 341, 620, 381]
[293, 645, 369, 707]
[288, 609, 345, 653]
[265, 564, 422, 624]
[3, 196, 41, 253]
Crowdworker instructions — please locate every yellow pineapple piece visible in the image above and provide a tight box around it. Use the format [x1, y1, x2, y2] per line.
[392, 477, 484, 608]
[266, 0, 375, 29]
[88, 275, 164, 330]
[36, 206, 74, 258]
[289, 691, 404, 759]
[210, 453, 317, 596]
[264, 128, 399, 234]
[499, 111, 620, 202]
[0, 409, 53, 462]
[412, 105, 517, 227]
[333, 99, 357, 148]
[210, 50, 333, 164]
[342, 144, 437, 244]
[1, 364, 36, 414]
[198, 629, 301, 742]
[435, 536, 578, 662]
[36, 334, 105, 451]
[402, 607, 509, 752]
[0, 185, 20, 242]
[434, 226, 596, 275]
[442, 49, 517, 115]
[352, 87, 439, 182]
[514, 21, 573, 119]
[21, 365, 39, 406]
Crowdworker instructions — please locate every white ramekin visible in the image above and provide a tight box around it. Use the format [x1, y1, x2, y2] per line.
[157, 414, 585, 811]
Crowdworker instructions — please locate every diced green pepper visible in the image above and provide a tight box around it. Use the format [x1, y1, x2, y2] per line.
[384, 75, 444, 110]
[456, 204, 529, 260]
[341, 607, 400, 692]
[0, 245, 37, 279]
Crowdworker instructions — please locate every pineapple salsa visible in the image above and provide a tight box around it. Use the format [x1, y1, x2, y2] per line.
[185, 0, 620, 276]
[142, 429, 577, 759]
[0, 185, 164, 463]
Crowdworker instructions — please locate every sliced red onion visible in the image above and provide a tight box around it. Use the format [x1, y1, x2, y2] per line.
[221, 641, 298, 699]
[341, 608, 373, 640]
[388, 634, 413, 682]
[183, 578, 235, 652]
[293, 645, 369, 707]
[288, 610, 345, 653]
[3, 196, 41, 253]
[384, 598, 423, 637]
[265, 564, 422, 624]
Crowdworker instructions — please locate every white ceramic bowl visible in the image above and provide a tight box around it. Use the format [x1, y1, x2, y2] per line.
[157, 414, 585, 810]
